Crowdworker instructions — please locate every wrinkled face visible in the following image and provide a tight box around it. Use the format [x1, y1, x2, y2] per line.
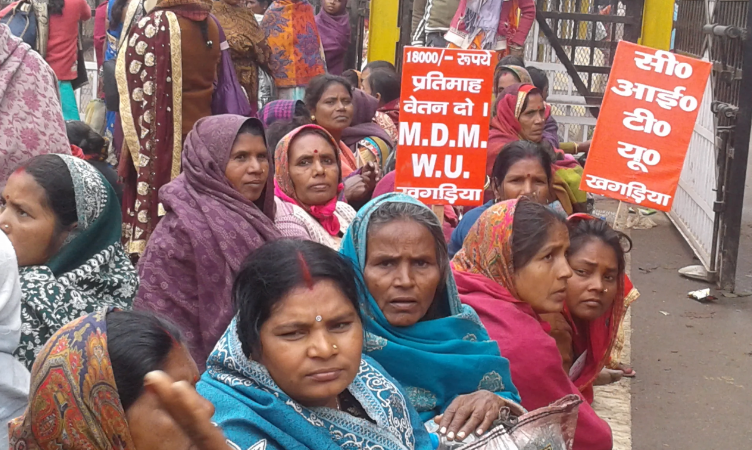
[513, 222, 572, 314]
[126, 344, 203, 450]
[0, 171, 69, 267]
[287, 133, 340, 206]
[323, 0, 346, 15]
[312, 84, 353, 135]
[518, 94, 547, 142]
[225, 133, 269, 203]
[566, 239, 619, 321]
[258, 280, 363, 408]
[496, 71, 520, 95]
[363, 219, 442, 327]
[247, 0, 267, 14]
[493, 158, 550, 204]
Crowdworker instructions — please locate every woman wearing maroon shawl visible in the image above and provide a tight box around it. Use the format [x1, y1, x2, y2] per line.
[452, 199, 613, 450]
[488, 83, 587, 213]
[315, 0, 350, 75]
[541, 214, 639, 404]
[135, 115, 280, 371]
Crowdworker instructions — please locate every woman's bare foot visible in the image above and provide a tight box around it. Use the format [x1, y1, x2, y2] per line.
[594, 368, 623, 386]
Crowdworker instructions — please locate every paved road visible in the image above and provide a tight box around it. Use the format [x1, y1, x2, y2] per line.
[631, 213, 752, 448]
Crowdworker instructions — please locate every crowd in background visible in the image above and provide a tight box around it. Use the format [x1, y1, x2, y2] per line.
[0, 0, 636, 449]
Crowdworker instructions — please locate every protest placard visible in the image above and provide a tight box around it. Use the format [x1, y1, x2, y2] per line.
[579, 41, 712, 211]
[394, 47, 495, 207]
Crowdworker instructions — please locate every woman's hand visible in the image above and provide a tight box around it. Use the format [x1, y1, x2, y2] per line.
[344, 163, 381, 206]
[144, 371, 231, 450]
[434, 390, 525, 441]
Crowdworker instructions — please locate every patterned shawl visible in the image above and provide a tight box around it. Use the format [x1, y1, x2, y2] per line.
[259, 99, 304, 127]
[9, 309, 137, 449]
[117, 10, 184, 255]
[452, 199, 518, 298]
[197, 318, 434, 450]
[340, 193, 521, 422]
[0, 24, 70, 191]
[261, 0, 326, 88]
[14, 155, 137, 370]
[315, 0, 350, 75]
[213, 1, 272, 104]
[135, 115, 280, 371]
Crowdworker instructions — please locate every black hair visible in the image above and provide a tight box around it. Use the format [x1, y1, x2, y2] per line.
[492, 140, 553, 188]
[527, 66, 549, 94]
[568, 218, 632, 293]
[48, 0, 64, 15]
[265, 117, 313, 157]
[66, 121, 106, 156]
[238, 120, 265, 137]
[233, 239, 365, 357]
[341, 69, 360, 89]
[499, 55, 525, 67]
[198, 19, 211, 48]
[364, 60, 396, 73]
[107, 310, 184, 411]
[511, 199, 566, 270]
[18, 155, 77, 234]
[365, 69, 401, 104]
[109, 0, 128, 28]
[304, 74, 353, 111]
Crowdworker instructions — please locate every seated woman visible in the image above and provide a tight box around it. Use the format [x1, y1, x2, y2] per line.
[541, 214, 639, 403]
[489, 83, 587, 213]
[10, 308, 229, 450]
[273, 125, 357, 250]
[452, 199, 613, 450]
[341, 89, 396, 172]
[449, 140, 565, 257]
[340, 193, 523, 443]
[135, 115, 281, 371]
[198, 239, 434, 450]
[0, 154, 137, 369]
[305, 74, 380, 205]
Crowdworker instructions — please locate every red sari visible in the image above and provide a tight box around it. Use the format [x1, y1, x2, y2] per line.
[452, 200, 612, 450]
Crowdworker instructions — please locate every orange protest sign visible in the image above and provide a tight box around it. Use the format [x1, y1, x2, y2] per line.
[580, 41, 711, 211]
[394, 47, 495, 207]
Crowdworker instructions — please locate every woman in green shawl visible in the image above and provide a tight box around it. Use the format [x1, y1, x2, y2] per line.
[0, 154, 137, 369]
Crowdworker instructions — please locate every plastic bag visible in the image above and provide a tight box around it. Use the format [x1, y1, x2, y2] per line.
[458, 395, 582, 450]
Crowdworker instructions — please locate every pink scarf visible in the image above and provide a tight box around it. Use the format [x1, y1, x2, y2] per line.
[274, 179, 344, 236]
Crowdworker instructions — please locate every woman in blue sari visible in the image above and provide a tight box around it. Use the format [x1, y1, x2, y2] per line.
[340, 193, 523, 443]
[198, 239, 433, 450]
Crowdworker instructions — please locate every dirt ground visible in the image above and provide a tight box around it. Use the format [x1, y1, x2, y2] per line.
[630, 212, 752, 448]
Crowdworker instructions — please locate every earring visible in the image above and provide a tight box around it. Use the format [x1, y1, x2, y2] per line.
[311, 114, 316, 122]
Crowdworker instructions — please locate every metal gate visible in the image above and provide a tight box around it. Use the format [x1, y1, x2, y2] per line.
[524, 0, 645, 142]
[670, 0, 750, 289]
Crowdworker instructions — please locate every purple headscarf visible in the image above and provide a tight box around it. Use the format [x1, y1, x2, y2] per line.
[134, 114, 280, 371]
[259, 99, 305, 127]
[315, 0, 351, 75]
[341, 89, 394, 151]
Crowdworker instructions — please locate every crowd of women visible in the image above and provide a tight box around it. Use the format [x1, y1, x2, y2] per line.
[0, 0, 638, 447]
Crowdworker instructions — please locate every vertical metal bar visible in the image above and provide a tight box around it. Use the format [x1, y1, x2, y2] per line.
[719, 0, 752, 291]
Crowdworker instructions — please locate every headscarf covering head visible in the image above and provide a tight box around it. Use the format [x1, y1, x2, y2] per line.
[315, 0, 350, 75]
[9, 309, 137, 449]
[259, 99, 307, 128]
[136, 115, 280, 370]
[494, 64, 532, 92]
[340, 193, 521, 420]
[452, 199, 519, 298]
